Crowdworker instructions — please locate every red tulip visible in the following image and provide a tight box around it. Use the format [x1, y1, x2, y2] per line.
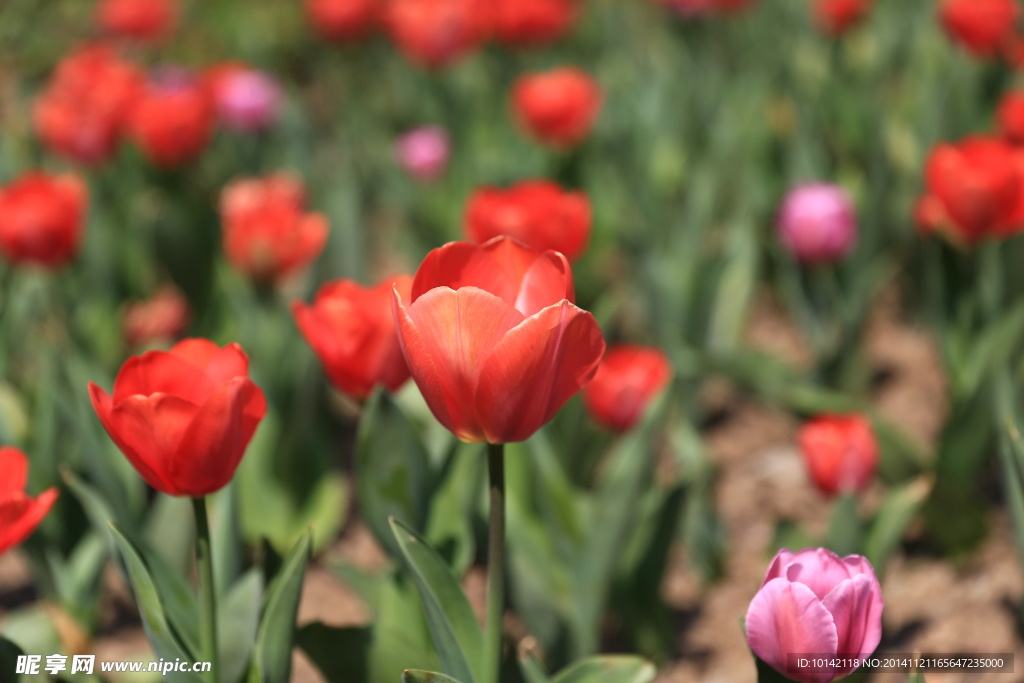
[97, 0, 178, 43]
[294, 275, 413, 400]
[0, 172, 87, 269]
[306, 0, 379, 41]
[813, 0, 870, 36]
[940, 0, 1019, 58]
[493, 0, 575, 47]
[924, 136, 1021, 242]
[583, 345, 672, 432]
[998, 91, 1024, 145]
[129, 74, 215, 168]
[798, 414, 878, 497]
[393, 237, 605, 443]
[221, 174, 329, 282]
[464, 181, 591, 260]
[0, 447, 59, 557]
[33, 45, 144, 165]
[513, 67, 602, 148]
[385, 0, 491, 68]
[89, 339, 267, 497]
[123, 286, 191, 348]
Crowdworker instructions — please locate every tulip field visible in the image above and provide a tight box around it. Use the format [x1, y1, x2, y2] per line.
[5, 0, 1024, 681]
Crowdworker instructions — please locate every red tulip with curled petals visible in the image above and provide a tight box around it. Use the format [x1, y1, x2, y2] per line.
[940, 0, 1019, 58]
[129, 76, 215, 168]
[583, 345, 672, 432]
[0, 447, 59, 557]
[89, 339, 267, 497]
[97, 0, 178, 43]
[493, 0, 576, 47]
[798, 414, 878, 497]
[465, 181, 591, 260]
[306, 0, 379, 41]
[393, 237, 605, 444]
[293, 275, 413, 400]
[813, 0, 870, 36]
[385, 0, 491, 68]
[512, 67, 602, 148]
[0, 172, 87, 269]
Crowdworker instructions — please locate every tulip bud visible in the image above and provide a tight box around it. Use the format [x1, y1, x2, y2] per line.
[493, 0, 576, 47]
[385, 0, 491, 68]
[0, 172, 87, 269]
[583, 345, 672, 432]
[798, 414, 878, 497]
[123, 286, 191, 348]
[208, 66, 283, 134]
[776, 183, 857, 265]
[813, 0, 870, 36]
[396, 126, 451, 182]
[940, 0, 1019, 58]
[512, 67, 602, 148]
[306, 0, 379, 41]
[129, 71, 215, 168]
[998, 91, 1024, 145]
[0, 447, 59, 557]
[745, 548, 884, 683]
[97, 0, 178, 43]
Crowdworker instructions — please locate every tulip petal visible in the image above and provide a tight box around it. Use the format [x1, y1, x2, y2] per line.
[170, 377, 267, 497]
[745, 578, 839, 683]
[477, 300, 604, 443]
[112, 349, 216, 405]
[0, 447, 28, 497]
[822, 574, 884, 674]
[0, 488, 58, 556]
[394, 286, 524, 442]
[170, 339, 250, 385]
[785, 547, 857, 601]
[514, 250, 575, 317]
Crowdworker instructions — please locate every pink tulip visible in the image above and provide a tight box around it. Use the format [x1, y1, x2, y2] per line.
[214, 69, 282, 133]
[745, 548, 884, 683]
[396, 126, 450, 181]
[777, 183, 857, 265]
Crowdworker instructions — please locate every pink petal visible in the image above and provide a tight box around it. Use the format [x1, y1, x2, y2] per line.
[785, 547, 856, 601]
[822, 574, 884, 675]
[0, 447, 28, 498]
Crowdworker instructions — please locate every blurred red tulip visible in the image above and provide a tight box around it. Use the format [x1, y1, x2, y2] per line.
[306, 0, 379, 41]
[998, 91, 1024, 145]
[89, 339, 267, 497]
[0, 173, 87, 269]
[221, 174, 329, 282]
[129, 75, 215, 168]
[97, 0, 178, 43]
[583, 345, 672, 432]
[123, 286, 191, 348]
[925, 136, 1021, 242]
[0, 447, 59, 557]
[293, 275, 413, 400]
[33, 45, 144, 165]
[813, 0, 870, 36]
[512, 67, 602, 148]
[940, 0, 1019, 58]
[798, 414, 878, 497]
[493, 0, 576, 47]
[465, 181, 591, 260]
[386, 0, 491, 68]
[394, 237, 605, 443]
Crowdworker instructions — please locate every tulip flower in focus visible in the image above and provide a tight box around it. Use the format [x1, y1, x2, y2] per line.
[393, 237, 605, 443]
[396, 126, 451, 181]
[465, 181, 591, 260]
[798, 414, 878, 497]
[89, 339, 267, 497]
[813, 0, 870, 36]
[206, 64, 283, 133]
[776, 183, 857, 265]
[0, 447, 59, 557]
[306, 0, 379, 41]
[33, 45, 144, 165]
[998, 91, 1024, 145]
[97, 0, 178, 43]
[385, 0, 491, 68]
[493, 0, 576, 47]
[512, 67, 602, 148]
[129, 71, 215, 168]
[221, 174, 330, 282]
[745, 548, 884, 683]
[583, 345, 672, 432]
[123, 286, 191, 348]
[939, 0, 1019, 58]
[924, 136, 1022, 243]
[0, 172, 87, 269]
[294, 275, 413, 400]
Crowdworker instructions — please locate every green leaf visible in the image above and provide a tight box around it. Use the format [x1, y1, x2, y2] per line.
[211, 482, 244, 596]
[357, 390, 432, 559]
[825, 494, 863, 557]
[0, 635, 24, 683]
[297, 623, 372, 683]
[403, 671, 464, 683]
[249, 529, 312, 683]
[864, 477, 931, 571]
[518, 655, 553, 683]
[425, 442, 483, 577]
[551, 656, 656, 683]
[389, 517, 483, 683]
[219, 570, 263, 683]
[144, 493, 194, 577]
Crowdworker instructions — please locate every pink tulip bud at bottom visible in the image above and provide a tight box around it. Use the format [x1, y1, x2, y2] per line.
[745, 548, 884, 683]
[396, 126, 450, 182]
[777, 183, 857, 265]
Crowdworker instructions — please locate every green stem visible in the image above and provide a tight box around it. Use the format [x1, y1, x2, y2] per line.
[484, 443, 506, 683]
[192, 497, 218, 683]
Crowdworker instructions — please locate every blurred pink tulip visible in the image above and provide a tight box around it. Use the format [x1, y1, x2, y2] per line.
[212, 68, 283, 133]
[396, 126, 450, 181]
[777, 183, 857, 265]
[745, 548, 884, 683]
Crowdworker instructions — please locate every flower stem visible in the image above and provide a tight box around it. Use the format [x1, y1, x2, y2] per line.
[192, 496, 218, 683]
[484, 443, 506, 683]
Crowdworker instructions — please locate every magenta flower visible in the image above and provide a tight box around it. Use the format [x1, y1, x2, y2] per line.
[745, 548, 884, 683]
[215, 68, 282, 133]
[777, 183, 857, 265]
[396, 126, 450, 182]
